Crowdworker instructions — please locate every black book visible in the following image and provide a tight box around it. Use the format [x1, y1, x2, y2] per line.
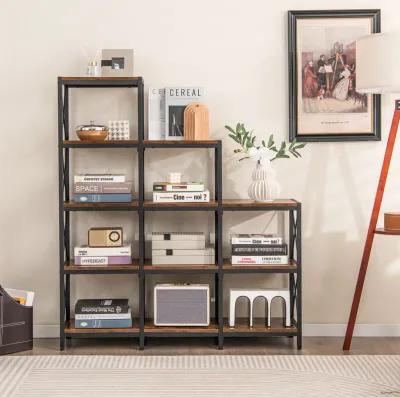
[231, 244, 287, 256]
[75, 299, 129, 314]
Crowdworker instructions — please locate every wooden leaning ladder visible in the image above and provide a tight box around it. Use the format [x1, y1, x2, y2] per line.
[343, 100, 400, 350]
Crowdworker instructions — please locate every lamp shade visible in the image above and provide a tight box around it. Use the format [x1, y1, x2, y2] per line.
[356, 32, 400, 93]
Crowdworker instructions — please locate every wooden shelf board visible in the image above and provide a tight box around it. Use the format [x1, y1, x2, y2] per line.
[375, 227, 400, 235]
[223, 259, 297, 272]
[63, 201, 139, 211]
[223, 318, 297, 334]
[143, 200, 218, 210]
[144, 319, 218, 334]
[222, 199, 299, 209]
[144, 263, 217, 272]
[144, 139, 219, 147]
[64, 261, 139, 274]
[63, 140, 138, 147]
[65, 319, 139, 334]
[60, 77, 140, 81]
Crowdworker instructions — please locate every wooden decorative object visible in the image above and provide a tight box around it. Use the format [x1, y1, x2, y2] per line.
[384, 212, 400, 231]
[183, 103, 209, 140]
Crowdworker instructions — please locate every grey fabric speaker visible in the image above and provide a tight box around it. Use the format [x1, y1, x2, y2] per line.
[154, 284, 210, 326]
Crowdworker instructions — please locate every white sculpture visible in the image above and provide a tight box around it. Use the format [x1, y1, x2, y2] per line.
[229, 288, 291, 328]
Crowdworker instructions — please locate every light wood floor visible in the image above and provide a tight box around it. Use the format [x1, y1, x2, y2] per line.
[11, 337, 400, 356]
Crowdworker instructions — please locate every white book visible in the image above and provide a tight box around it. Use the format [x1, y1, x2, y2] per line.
[165, 87, 204, 140]
[151, 232, 205, 241]
[74, 174, 126, 183]
[231, 255, 288, 265]
[75, 309, 132, 320]
[74, 245, 132, 257]
[148, 87, 166, 140]
[231, 234, 282, 245]
[152, 247, 214, 256]
[152, 255, 215, 265]
[153, 190, 210, 203]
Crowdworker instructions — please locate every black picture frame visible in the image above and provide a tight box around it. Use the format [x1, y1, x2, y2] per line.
[288, 9, 381, 142]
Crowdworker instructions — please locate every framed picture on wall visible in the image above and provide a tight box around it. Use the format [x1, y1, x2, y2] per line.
[288, 9, 381, 142]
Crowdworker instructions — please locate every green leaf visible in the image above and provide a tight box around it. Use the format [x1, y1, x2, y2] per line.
[268, 135, 274, 148]
[225, 125, 236, 134]
[295, 143, 306, 149]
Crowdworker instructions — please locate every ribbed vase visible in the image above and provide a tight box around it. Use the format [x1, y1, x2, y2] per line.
[248, 161, 280, 202]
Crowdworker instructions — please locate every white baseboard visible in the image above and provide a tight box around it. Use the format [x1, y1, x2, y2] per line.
[33, 324, 400, 338]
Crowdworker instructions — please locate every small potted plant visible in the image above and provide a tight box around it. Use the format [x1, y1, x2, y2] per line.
[225, 123, 305, 201]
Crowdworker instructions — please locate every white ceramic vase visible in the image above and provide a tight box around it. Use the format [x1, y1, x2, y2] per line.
[247, 160, 281, 202]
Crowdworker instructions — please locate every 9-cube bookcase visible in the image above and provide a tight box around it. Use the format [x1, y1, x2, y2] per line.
[58, 76, 302, 350]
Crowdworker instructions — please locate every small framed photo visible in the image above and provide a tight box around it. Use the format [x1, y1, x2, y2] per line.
[288, 10, 381, 142]
[101, 49, 134, 77]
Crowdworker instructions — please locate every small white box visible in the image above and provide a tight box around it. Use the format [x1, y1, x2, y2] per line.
[108, 120, 130, 140]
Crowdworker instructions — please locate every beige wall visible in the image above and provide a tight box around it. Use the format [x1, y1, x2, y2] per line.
[1, 0, 400, 335]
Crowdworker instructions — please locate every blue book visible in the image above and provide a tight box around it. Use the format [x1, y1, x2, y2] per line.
[75, 318, 133, 328]
[73, 193, 132, 203]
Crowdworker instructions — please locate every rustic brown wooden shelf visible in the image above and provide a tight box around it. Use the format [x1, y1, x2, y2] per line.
[223, 259, 298, 273]
[60, 76, 140, 81]
[222, 199, 299, 210]
[64, 261, 139, 274]
[65, 319, 139, 335]
[144, 200, 218, 210]
[375, 228, 400, 235]
[144, 319, 219, 335]
[144, 139, 220, 148]
[63, 140, 139, 148]
[223, 318, 297, 335]
[144, 263, 218, 273]
[63, 201, 139, 211]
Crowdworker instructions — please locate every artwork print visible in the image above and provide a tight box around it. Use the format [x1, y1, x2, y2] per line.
[288, 10, 381, 142]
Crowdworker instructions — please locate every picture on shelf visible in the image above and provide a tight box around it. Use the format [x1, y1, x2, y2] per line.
[165, 87, 204, 140]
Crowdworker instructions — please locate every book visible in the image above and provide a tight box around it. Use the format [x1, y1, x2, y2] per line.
[165, 87, 204, 140]
[74, 245, 131, 257]
[153, 190, 210, 203]
[74, 256, 132, 265]
[74, 174, 126, 183]
[75, 309, 132, 320]
[5, 288, 35, 306]
[75, 318, 132, 328]
[75, 299, 129, 314]
[153, 182, 204, 192]
[231, 255, 288, 265]
[152, 255, 215, 265]
[231, 244, 287, 256]
[231, 234, 283, 245]
[73, 182, 132, 194]
[148, 87, 166, 140]
[73, 193, 132, 203]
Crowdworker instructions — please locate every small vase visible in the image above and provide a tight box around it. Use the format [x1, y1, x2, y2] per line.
[247, 160, 281, 202]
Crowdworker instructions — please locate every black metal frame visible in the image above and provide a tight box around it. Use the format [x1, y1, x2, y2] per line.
[58, 77, 302, 350]
[288, 9, 381, 142]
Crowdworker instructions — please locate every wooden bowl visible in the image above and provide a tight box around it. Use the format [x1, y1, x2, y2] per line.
[77, 130, 108, 142]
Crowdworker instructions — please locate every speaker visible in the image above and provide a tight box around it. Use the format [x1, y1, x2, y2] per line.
[154, 284, 210, 326]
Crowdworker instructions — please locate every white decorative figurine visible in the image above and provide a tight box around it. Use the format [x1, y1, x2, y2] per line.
[229, 288, 291, 328]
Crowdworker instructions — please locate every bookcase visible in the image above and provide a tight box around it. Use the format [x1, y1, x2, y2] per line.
[58, 76, 302, 350]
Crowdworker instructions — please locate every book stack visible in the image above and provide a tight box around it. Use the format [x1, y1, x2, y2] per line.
[74, 299, 132, 328]
[153, 181, 209, 203]
[231, 234, 288, 265]
[151, 232, 214, 265]
[73, 174, 132, 203]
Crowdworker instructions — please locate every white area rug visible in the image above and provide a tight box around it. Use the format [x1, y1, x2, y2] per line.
[1, 355, 400, 396]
